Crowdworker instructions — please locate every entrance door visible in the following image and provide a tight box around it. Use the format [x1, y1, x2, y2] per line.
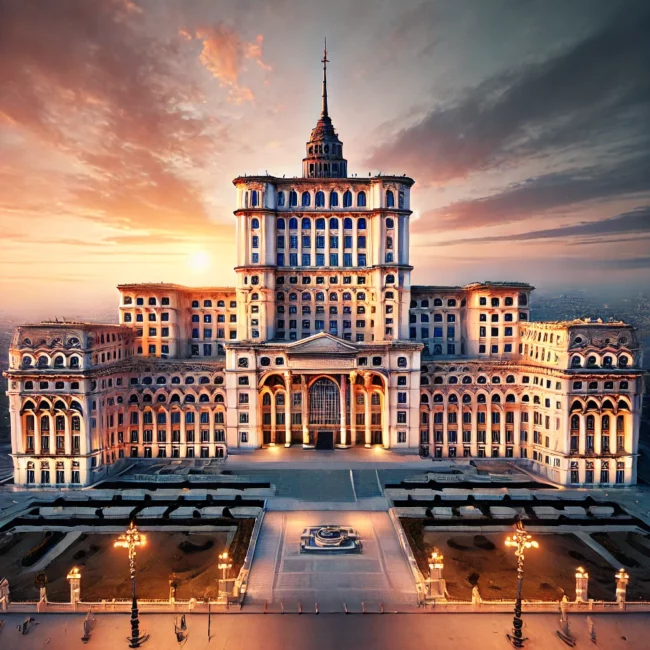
[316, 430, 334, 450]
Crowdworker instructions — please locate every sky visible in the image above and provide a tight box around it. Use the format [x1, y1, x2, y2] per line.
[1, 0, 649, 320]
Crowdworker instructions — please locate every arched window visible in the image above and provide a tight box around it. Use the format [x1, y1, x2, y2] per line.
[302, 292, 311, 301]
[449, 394, 458, 403]
[289, 190, 298, 207]
[358, 218, 366, 230]
[343, 190, 352, 207]
[301, 191, 311, 207]
[330, 217, 339, 230]
[386, 190, 394, 207]
[54, 356, 64, 368]
[571, 414, 580, 429]
[315, 191, 325, 207]
[571, 356, 581, 368]
[343, 217, 353, 229]
[448, 376, 458, 384]
[462, 376, 472, 384]
[316, 218, 325, 229]
[330, 191, 339, 207]
[462, 394, 471, 403]
[277, 217, 285, 230]
[587, 356, 597, 367]
[37, 356, 48, 368]
[491, 394, 501, 403]
[506, 394, 516, 403]
[315, 292, 325, 302]
[477, 394, 486, 403]
[619, 356, 629, 368]
[357, 191, 366, 207]
[302, 217, 311, 230]
[506, 375, 515, 383]
[156, 376, 166, 384]
[277, 191, 285, 207]
[251, 217, 260, 229]
[433, 394, 443, 403]
[289, 217, 298, 230]
[251, 190, 259, 207]
[329, 292, 338, 301]
[342, 292, 352, 301]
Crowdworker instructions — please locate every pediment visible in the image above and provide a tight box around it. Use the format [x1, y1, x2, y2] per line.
[286, 333, 357, 355]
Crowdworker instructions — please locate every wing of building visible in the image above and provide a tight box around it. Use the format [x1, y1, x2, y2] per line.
[4, 48, 644, 488]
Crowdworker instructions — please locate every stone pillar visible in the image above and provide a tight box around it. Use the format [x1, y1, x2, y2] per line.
[339, 374, 347, 447]
[0, 577, 9, 610]
[382, 383, 390, 449]
[471, 404, 478, 457]
[499, 408, 506, 457]
[67, 567, 81, 609]
[442, 401, 449, 457]
[594, 414, 602, 455]
[270, 398, 276, 446]
[575, 566, 589, 602]
[64, 413, 72, 456]
[616, 569, 629, 608]
[349, 371, 357, 445]
[578, 415, 586, 456]
[301, 375, 310, 446]
[513, 409, 521, 458]
[364, 377, 371, 448]
[284, 372, 292, 447]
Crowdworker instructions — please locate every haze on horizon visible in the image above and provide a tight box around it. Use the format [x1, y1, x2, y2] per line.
[1, 0, 649, 321]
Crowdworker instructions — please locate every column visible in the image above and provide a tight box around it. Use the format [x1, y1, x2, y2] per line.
[339, 374, 347, 447]
[284, 372, 291, 447]
[594, 413, 602, 455]
[270, 399, 276, 446]
[578, 415, 586, 456]
[364, 376, 371, 447]
[513, 410, 521, 458]
[64, 414, 72, 456]
[471, 403, 478, 457]
[180, 412, 186, 457]
[499, 408, 506, 457]
[301, 375, 309, 445]
[349, 371, 357, 445]
[382, 386, 390, 449]
[209, 410, 216, 457]
[442, 401, 449, 457]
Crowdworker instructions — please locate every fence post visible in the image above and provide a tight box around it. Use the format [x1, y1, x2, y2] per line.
[575, 567, 589, 603]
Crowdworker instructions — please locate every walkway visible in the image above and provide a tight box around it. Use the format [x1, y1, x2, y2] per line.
[2, 612, 649, 650]
[244, 511, 418, 612]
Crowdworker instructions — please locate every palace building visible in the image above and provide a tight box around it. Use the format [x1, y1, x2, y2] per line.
[4, 50, 644, 489]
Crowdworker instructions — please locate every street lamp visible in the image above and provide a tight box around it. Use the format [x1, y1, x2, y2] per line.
[505, 519, 539, 648]
[428, 549, 444, 578]
[218, 551, 232, 583]
[115, 521, 148, 648]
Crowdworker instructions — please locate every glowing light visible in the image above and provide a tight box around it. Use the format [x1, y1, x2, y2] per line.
[187, 250, 211, 272]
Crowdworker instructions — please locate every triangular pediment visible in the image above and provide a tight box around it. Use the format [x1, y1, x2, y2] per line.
[286, 332, 358, 355]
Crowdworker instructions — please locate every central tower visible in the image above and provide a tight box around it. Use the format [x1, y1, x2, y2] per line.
[302, 41, 348, 178]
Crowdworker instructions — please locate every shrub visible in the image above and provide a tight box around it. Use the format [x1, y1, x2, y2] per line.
[21, 532, 65, 567]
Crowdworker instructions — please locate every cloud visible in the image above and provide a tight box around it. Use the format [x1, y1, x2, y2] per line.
[193, 25, 271, 103]
[420, 153, 650, 230]
[428, 206, 650, 246]
[0, 0, 219, 233]
[367, 3, 650, 183]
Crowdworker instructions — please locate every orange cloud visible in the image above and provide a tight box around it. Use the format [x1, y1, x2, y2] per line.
[193, 24, 271, 103]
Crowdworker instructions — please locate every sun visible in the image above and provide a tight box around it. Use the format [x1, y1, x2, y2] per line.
[187, 250, 211, 273]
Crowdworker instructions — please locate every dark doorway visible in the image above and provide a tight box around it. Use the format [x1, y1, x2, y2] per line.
[316, 430, 334, 450]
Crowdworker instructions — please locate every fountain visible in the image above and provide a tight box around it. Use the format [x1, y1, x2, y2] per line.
[300, 525, 361, 554]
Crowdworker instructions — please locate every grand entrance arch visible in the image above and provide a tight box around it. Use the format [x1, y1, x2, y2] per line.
[309, 377, 340, 449]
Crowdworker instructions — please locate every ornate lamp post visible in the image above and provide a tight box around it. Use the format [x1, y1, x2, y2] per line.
[505, 519, 539, 648]
[115, 522, 148, 648]
[218, 551, 232, 582]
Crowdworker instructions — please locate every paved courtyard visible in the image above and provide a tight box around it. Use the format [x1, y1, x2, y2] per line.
[245, 511, 417, 611]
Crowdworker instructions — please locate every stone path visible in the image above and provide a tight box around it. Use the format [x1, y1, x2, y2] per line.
[244, 511, 418, 612]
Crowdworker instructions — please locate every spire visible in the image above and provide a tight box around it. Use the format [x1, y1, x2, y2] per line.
[321, 38, 329, 117]
[302, 41, 347, 178]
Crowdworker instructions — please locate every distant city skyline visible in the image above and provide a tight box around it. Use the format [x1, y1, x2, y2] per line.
[1, 0, 649, 319]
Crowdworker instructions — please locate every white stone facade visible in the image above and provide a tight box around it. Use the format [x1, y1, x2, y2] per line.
[4, 81, 644, 489]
